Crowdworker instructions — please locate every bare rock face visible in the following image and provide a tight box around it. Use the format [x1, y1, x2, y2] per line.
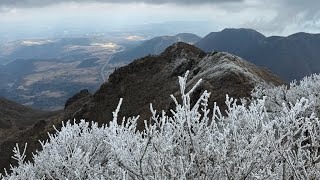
[64, 89, 91, 109]
[66, 42, 284, 130]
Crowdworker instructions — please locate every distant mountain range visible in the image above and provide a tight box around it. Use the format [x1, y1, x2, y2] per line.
[2, 28, 319, 110]
[109, 33, 201, 64]
[195, 28, 320, 81]
[109, 29, 320, 82]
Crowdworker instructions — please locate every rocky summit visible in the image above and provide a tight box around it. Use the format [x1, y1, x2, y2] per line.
[65, 42, 284, 130]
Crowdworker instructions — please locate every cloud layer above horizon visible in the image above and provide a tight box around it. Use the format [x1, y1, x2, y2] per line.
[1, 0, 319, 37]
[0, 0, 242, 7]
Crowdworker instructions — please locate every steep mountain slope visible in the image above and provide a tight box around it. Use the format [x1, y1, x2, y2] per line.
[0, 97, 60, 170]
[67, 42, 284, 130]
[195, 28, 320, 81]
[109, 33, 201, 64]
[0, 65, 11, 89]
[0, 97, 59, 129]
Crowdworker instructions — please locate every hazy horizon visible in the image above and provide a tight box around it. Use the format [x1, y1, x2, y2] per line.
[1, 0, 320, 41]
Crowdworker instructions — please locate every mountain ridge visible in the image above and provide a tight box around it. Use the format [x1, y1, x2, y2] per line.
[109, 33, 201, 64]
[66, 42, 284, 129]
[195, 28, 320, 81]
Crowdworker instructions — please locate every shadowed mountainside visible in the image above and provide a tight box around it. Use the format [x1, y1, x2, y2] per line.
[0, 97, 60, 171]
[0, 97, 59, 129]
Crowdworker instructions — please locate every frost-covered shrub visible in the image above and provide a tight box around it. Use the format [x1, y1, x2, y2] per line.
[252, 74, 320, 116]
[251, 74, 320, 179]
[1, 72, 320, 179]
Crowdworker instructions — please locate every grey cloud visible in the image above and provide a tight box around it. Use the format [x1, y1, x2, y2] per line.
[0, 0, 242, 8]
[242, 0, 320, 35]
[1, 0, 319, 36]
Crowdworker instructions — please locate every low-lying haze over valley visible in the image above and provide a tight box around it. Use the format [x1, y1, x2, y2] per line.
[0, 34, 136, 110]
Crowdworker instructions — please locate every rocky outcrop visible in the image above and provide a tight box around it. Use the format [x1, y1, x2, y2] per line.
[66, 42, 284, 130]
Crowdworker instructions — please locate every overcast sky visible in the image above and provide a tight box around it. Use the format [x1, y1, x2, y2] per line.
[0, 0, 319, 39]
